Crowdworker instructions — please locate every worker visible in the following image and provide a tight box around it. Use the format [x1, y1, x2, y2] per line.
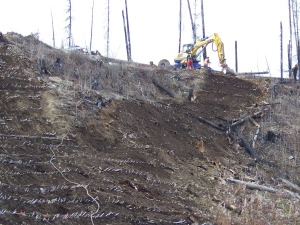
[203, 57, 210, 68]
[186, 52, 193, 69]
[292, 64, 298, 81]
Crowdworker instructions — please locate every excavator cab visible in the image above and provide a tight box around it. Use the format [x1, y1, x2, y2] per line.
[172, 43, 202, 69]
[182, 44, 194, 53]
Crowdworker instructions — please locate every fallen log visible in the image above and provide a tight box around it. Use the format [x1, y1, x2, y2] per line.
[283, 189, 300, 199]
[231, 111, 262, 127]
[226, 178, 278, 193]
[257, 102, 280, 107]
[152, 78, 175, 98]
[233, 126, 260, 159]
[198, 116, 224, 131]
[279, 178, 300, 194]
[252, 126, 260, 148]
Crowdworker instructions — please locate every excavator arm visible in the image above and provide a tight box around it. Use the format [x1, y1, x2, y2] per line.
[211, 33, 226, 66]
[193, 33, 227, 68]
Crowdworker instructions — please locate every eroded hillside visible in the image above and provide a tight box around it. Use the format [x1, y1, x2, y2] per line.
[0, 33, 299, 225]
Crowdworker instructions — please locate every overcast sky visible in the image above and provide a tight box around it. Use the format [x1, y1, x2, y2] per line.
[0, 0, 292, 77]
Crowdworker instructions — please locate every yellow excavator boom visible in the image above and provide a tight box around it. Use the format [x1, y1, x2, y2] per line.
[188, 33, 226, 66]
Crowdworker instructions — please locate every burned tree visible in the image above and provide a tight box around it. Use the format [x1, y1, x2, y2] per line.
[291, 0, 300, 80]
[51, 9, 55, 48]
[178, 0, 182, 53]
[65, 0, 73, 48]
[125, 0, 132, 61]
[106, 0, 110, 57]
[90, 0, 94, 52]
[187, 0, 196, 44]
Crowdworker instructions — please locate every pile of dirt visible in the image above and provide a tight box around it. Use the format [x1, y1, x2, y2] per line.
[0, 33, 299, 225]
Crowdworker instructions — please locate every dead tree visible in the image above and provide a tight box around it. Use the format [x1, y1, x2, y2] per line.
[90, 0, 95, 52]
[51, 9, 55, 48]
[280, 21, 283, 80]
[65, 0, 72, 48]
[187, 0, 196, 43]
[292, 0, 300, 80]
[125, 0, 132, 61]
[200, 0, 206, 59]
[288, 0, 292, 78]
[106, 0, 110, 56]
[178, 0, 182, 53]
[122, 10, 130, 61]
[235, 41, 238, 73]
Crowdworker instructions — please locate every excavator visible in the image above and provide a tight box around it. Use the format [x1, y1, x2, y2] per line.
[158, 33, 235, 75]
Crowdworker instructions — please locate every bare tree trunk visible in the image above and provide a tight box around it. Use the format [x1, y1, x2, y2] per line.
[288, 0, 292, 77]
[125, 0, 131, 61]
[292, 0, 300, 79]
[106, 0, 110, 56]
[235, 41, 238, 73]
[187, 0, 196, 43]
[178, 0, 182, 53]
[90, 0, 94, 52]
[122, 10, 130, 61]
[51, 9, 55, 48]
[200, 0, 206, 59]
[66, 0, 72, 48]
[288, 41, 291, 78]
[280, 21, 283, 80]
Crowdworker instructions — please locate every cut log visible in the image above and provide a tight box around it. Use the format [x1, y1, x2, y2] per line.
[152, 78, 175, 98]
[198, 116, 224, 131]
[226, 178, 278, 193]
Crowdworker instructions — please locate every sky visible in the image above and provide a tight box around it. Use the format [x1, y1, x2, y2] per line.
[0, 0, 293, 77]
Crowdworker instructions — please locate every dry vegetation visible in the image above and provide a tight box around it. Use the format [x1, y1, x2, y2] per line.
[0, 33, 300, 225]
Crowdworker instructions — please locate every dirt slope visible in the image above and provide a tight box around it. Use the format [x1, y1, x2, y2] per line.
[1, 33, 298, 225]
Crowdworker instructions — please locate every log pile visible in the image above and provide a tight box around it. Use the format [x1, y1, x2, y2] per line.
[198, 110, 264, 161]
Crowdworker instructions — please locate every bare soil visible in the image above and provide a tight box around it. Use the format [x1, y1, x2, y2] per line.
[0, 33, 299, 225]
